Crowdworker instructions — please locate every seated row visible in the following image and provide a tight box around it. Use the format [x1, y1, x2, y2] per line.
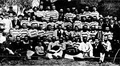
[0, 34, 112, 63]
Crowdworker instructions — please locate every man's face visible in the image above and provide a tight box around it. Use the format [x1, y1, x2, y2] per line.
[0, 17, 2, 21]
[39, 24, 43, 29]
[118, 21, 120, 24]
[39, 5, 43, 10]
[81, 9, 84, 12]
[93, 7, 97, 11]
[95, 39, 99, 43]
[16, 37, 21, 41]
[4, 16, 9, 19]
[82, 17, 86, 21]
[114, 17, 117, 21]
[8, 36, 13, 41]
[47, 6, 50, 10]
[52, 6, 56, 10]
[83, 37, 87, 42]
[24, 37, 29, 41]
[50, 17, 53, 22]
[104, 37, 108, 42]
[85, 6, 89, 11]
[105, 18, 109, 23]
[75, 26, 79, 31]
[67, 8, 70, 12]
[59, 9, 63, 13]
[0, 33, 2, 37]
[72, 7, 76, 11]
[58, 25, 62, 29]
[22, 23, 27, 29]
[34, 7, 38, 11]
[110, 19, 114, 24]
[99, 18, 103, 22]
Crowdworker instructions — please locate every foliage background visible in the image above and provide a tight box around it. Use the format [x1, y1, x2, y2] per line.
[0, 0, 120, 18]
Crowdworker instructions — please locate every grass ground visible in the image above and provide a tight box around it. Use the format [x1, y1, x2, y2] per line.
[0, 57, 119, 66]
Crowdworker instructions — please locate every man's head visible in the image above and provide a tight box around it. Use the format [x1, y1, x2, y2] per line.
[57, 24, 62, 29]
[16, 36, 21, 41]
[85, 6, 89, 11]
[74, 26, 79, 31]
[7, 35, 13, 41]
[40, 1, 44, 5]
[0, 32, 3, 37]
[91, 36, 95, 41]
[33, 7, 38, 12]
[114, 17, 117, 21]
[37, 35, 41, 40]
[66, 8, 71, 12]
[46, 6, 51, 10]
[95, 38, 99, 43]
[104, 35, 108, 42]
[87, 16, 92, 22]
[92, 7, 97, 11]
[39, 24, 43, 30]
[52, 36, 56, 42]
[99, 18, 103, 22]
[83, 37, 88, 43]
[59, 37, 63, 43]
[81, 9, 85, 13]
[74, 9, 78, 14]
[104, 18, 109, 24]
[109, 19, 114, 24]
[39, 5, 44, 10]
[24, 35, 29, 41]
[49, 17, 53, 22]
[0, 17, 3, 21]
[105, 27, 110, 32]
[22, 23, 28, 29]
[72, 7, 76, 12]
[83, 25, 88, 30]
[52, 5, 56, 10]
[9, 6, 13, 11]
[93, 16, 98, 21]
[118, 21, 120, 25]
[59, 9, 63, 13]
[38, 42, 42, 46]
[47, 25, 52, 30]
[81, 16, 87, 22]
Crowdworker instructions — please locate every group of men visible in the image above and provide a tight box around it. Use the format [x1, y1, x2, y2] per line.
[0, 0, 120, 63]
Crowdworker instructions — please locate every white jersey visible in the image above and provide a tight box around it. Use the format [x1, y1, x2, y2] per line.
[3, 19, 12, 33]
[103, 31, 113, 40]
[32, 0, 40, 7]
[0, 35, 6, 44]
[79, 42, 93, 52]
[102, 41, 112, 51]
[34, 11, 45, 17]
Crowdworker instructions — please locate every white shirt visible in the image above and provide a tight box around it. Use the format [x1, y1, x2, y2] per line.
[102, 41, 112, 51]
[0, 35, 6, 44]
[32, 0, 40, 7]
[78, 42, 93, 52]
[3, 18, 12, 33]
[34, 11, 45, 17]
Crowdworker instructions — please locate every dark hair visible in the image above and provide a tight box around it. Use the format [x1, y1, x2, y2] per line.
[18, 15, 23, 18]
[33, 7, 38, 11]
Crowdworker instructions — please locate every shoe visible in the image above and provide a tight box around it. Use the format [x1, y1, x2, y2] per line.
[99, 60, 103, 64]
[90, 56, 94, 58]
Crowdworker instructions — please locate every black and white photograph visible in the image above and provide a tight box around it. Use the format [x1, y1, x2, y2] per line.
[0, 0, 120, 66]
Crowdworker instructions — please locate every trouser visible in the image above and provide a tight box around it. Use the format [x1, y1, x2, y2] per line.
[84, 49, 94, 57]
[89, 49, 94, 57]
[100, 52, 105, 62]
[64, 53, 84, 60]
[46, 50, 63, 59]
[26, 50, 35, 59]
